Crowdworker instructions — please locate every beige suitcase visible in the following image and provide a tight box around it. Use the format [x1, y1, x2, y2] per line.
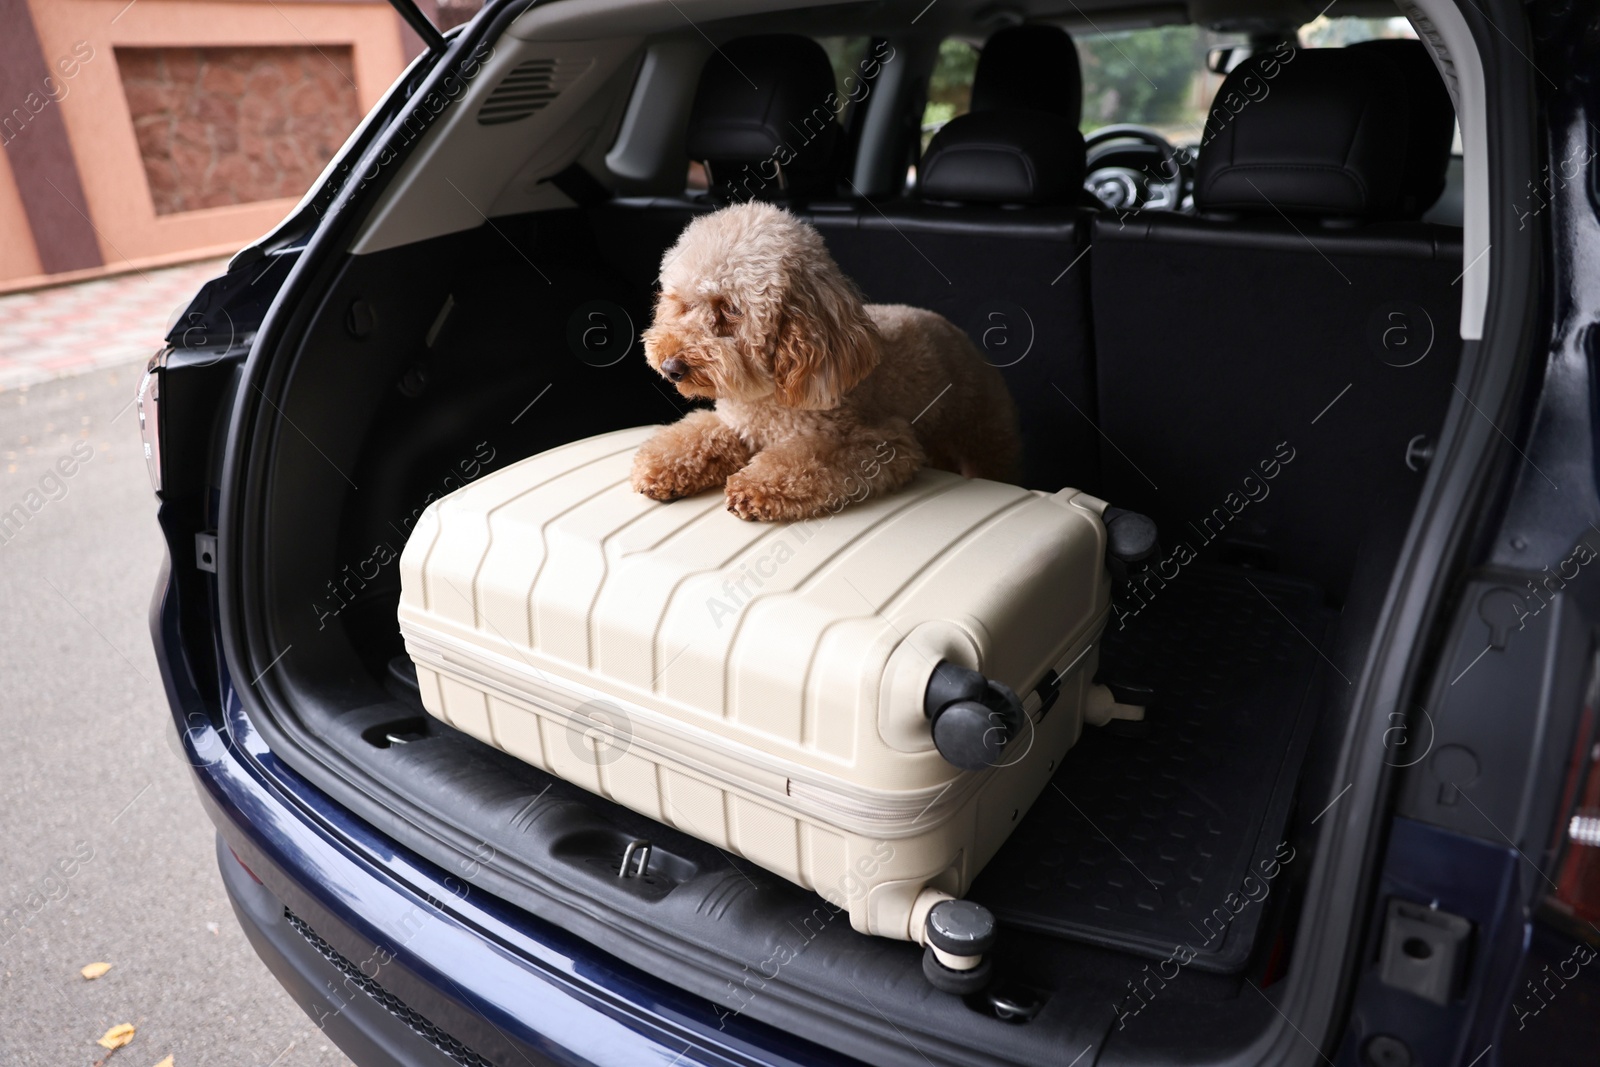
[397, 426, 1141, 988]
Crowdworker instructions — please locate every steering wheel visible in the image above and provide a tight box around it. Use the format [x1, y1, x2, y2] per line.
[1083, 124, 1187, 213]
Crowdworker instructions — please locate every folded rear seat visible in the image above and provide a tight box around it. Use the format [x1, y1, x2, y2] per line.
[588, 27, 1103, 495]
[816, 25, 1101, 494]
[1090, 43, 1464, 600]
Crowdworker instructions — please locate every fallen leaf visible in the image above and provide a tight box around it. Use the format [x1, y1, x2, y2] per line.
[96, 1024, 135, 1050]
[151, 1057, 174, 1067]
[80, 962, 113, 980]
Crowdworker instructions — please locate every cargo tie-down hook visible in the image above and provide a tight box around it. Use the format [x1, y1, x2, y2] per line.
[619, 839, 652, 878]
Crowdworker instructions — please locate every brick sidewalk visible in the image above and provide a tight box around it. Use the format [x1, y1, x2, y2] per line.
[0, 257, 232, 392]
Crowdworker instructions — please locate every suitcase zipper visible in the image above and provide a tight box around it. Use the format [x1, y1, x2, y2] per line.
[401, 611, 1103, 839]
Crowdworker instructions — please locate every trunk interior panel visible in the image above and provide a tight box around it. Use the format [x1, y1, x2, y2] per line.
[238, 201, 1461, 1065]
[975, 565, 1333, 973]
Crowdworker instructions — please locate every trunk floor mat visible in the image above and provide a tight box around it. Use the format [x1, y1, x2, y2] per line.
[971, 564, 1334, 973]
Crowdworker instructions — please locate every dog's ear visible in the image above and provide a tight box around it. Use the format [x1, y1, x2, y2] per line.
[772, 265, 881, 409]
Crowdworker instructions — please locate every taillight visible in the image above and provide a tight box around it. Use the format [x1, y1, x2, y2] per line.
[1543, 662, 1600, 928]
[138, 347, 167, 494]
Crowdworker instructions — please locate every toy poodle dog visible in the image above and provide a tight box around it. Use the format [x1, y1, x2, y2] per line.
[630, 202, 1021, 522]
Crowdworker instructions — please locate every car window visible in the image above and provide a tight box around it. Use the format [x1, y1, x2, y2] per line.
[918, 17, 1441, 152]
[817, 35, 876, 129]
[1296, 14, 1418, 47]
[1077, 26, 1248, 144]
[917, 27, 1249, 148]
[921, 38, 979, 152]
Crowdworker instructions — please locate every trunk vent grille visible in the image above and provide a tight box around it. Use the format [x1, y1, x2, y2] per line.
[476, 58, 585, 125]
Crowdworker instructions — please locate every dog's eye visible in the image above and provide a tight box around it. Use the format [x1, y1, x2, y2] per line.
[711, 299, 740, 336]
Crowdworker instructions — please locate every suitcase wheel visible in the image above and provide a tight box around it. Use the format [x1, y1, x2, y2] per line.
[924, 661, 1025, 772]
[921, 899, 997, 994]
[1103, 507, 1159, 566]
[923, 946, 994, 995]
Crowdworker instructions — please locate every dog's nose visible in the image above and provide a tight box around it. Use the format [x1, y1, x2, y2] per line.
[661, 358, 688, 382]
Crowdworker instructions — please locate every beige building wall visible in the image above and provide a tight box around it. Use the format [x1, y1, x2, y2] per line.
[2, 0, 407, 289]
[0, 147, 45, 281]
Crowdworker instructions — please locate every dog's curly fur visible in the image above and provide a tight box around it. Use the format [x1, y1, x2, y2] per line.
[631, 202, 1022, 521]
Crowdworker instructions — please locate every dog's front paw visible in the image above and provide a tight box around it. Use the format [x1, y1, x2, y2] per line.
[630, 447, 726, 505]
[724, 472, 820, 522]
[631, 450, 701, 501]
[631, 471, 680, 501]
[724, 482, 787, 521]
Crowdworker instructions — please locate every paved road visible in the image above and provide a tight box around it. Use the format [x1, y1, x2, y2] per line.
[0, 364, 352, 1066]
[0, 258, 228, 392]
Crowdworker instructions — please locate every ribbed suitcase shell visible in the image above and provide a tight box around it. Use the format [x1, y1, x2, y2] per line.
[398, 426, 1114, 941]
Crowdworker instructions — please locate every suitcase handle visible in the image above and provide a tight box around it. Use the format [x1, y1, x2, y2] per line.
[923, 661, 1026, 772]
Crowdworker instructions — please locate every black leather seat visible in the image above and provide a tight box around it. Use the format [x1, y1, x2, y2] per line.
[1090, 45, 1463, 599]
[1347, 39, 1457, 220]
[586, 34, 845, 294]
[686, 34, 843, 202]
[590, 29, 1101, 494]
[916, 23, 1086, 209]
[816, 25, 1100, 494]
[967, 23, 1082, 119]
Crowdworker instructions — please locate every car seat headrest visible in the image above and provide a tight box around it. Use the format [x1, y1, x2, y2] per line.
[686, 34, 842, 201]
[1194, 47, 1411, 219]
[1347, 38, 1456, 218]
[970, 24, 1083, 125]
[919, 110, 1087, 205]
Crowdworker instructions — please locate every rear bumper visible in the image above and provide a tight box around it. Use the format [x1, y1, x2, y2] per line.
[157, 592, 834, 1067]
[218, 834, 471, 1067]
[191, 724, 770, 1067]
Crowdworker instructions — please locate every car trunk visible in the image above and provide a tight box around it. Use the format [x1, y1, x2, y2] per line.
[188, 0, 1506, 1057]
[211, 187, 1461, 1064]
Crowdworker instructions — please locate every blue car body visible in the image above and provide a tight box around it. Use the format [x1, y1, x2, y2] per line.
[147, 0, 1600, 1063]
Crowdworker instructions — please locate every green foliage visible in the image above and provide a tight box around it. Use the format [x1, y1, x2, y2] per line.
[817, 35, 871, 97]
[1298, 15, 1413, 47]
[922, 38, 978, 131]
[815, 36, 872, 127]
[1078, 26, 1206, 131]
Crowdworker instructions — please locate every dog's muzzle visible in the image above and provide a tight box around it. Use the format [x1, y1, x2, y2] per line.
[661, 358, 689, 382]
